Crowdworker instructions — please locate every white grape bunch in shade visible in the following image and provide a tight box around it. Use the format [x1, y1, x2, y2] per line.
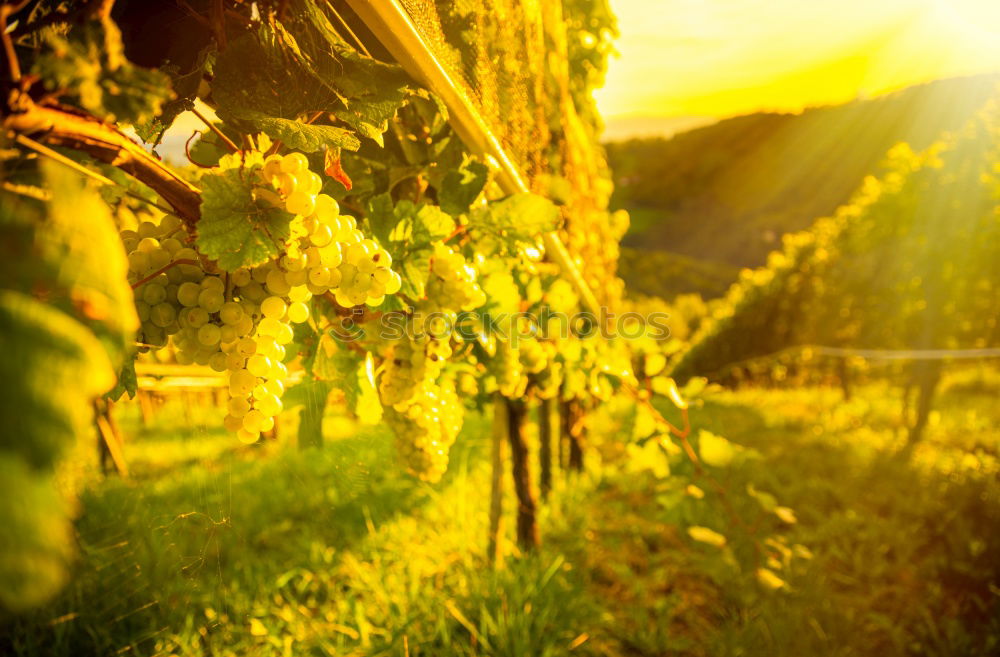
[124, 151, 403, 443]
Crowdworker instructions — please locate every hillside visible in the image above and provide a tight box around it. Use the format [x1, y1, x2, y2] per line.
[607, 74, 1000, 283]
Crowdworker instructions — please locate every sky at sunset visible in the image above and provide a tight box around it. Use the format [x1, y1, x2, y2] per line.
[596, 0, 1000, 139]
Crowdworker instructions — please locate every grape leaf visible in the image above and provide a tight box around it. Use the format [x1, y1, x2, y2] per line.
[288, 0, 411, 146]
[309, 342, 381, 423]
[385, 201, 454, 249]
[108, 357, 138, 401]
[135, 47, 216, 146]
[32, 20, 171, 125]
[248, 114, 360, 153]
[366, 193, 396, 248]
[399, 248, 433, 300]
[196, 153, 294, 271]
[212, 28, 339, 123]
[471, 193, 560, 243]
[439, 159, 489, 216]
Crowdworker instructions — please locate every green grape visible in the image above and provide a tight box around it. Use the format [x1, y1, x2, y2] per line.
[243, 408, 266, 433]
[280, 254, 306, 272]
[285, 269, 308, 287]
[236, 428, 260, 445]
[385, 379, 463, 483]
[246, 354, 271, 377]
[225, 352, 245, 371]
[300, 171, 323, 196]
[288, 285, 311, 303]
[229, 369, 256, 396]
[285, 191, 317, 216]
[142, 283, 166, 305]
[220, 324, 239, 344]
[136, 221, 158, 239]
[209, 351, 229, 372]
[287, 302, 309, 323]
[223, 414, 244, 432]
[309, 224, 333, 247]
[239, 282, 266, 302]
[315, 193, 338, 217]
[231, 268, 252, 286]
[255, 393, 282, 417]
[135, 300, 151, 322]
[280, 152, 309, 174]
[265, 269, 291, 296]
[219, 302, 244, 325]
[128, 251, 150, 273]
[149, 302, 176, 328]
[228, 396, 250, 418]
[198, 288, 224, 313]
[182, 307, 209, 327]
[308, 267, 332, 287]
[262, 153, 283, 179]
[236, 336, 257, 357]
[274, 322, 295, 345]
[160, 237, 183, 255]
[177, 282, 201, 307]
[197, 324, 221, 346]
[201, 275, 225, 292]
[136, 237, 159, 253]
[148, 248, 171, 271]
[193, 348, 214, 366]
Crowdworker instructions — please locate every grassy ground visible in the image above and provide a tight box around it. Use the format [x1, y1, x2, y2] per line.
[2, 368, 999, 656]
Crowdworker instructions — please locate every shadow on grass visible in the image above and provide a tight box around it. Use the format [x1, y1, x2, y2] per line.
[0, 421, 489, 657]
[549, 387, 1000, 657]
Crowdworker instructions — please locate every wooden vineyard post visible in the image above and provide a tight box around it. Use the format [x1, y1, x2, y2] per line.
[507, 399, 540, 551]
[561, 399, 585, 472]
[538, 397, 555, 500]
[94, 399, 128, 478]
[488, 395, 507, 564]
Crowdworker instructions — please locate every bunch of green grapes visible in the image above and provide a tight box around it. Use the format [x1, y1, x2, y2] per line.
[121, 213, 196, 348]
[255, 152, 401, 308]
[493, 339, 526, 398]
[518, 336, 549, 374]
[421, 243, 487, 315]
[385, 377, 463, 482]
[124, 224, 292, 444]
[124, 151, 406, 444]
[378, 334, 452, 406]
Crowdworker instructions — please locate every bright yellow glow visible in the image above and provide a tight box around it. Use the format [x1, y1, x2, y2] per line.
[597, 0, 1000, 132]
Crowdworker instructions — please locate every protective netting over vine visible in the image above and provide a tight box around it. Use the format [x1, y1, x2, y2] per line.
[394, 0, 626, 306]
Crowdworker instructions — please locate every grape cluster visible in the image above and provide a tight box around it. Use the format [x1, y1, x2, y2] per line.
[494, 339, 526, 398]
[385, 378, 463, 483]
[122, 151, 405, 444]
[123, 217, 292, 444]
[256, 152, 401, 308]
[519, 337, 549, 374]
[120, 213, 193, 348]
[421, 244, 487, 315]
[379, 335, 452, 406]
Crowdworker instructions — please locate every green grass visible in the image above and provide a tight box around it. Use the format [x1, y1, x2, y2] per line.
[2, 370, 999, 656]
